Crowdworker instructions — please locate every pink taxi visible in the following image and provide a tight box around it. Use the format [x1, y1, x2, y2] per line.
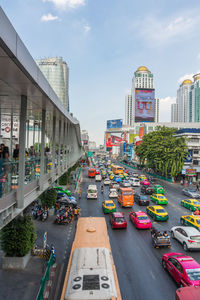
[140, 180, 150, 186]
[162, 252, 200, 287]
[129, 211, 152, 229]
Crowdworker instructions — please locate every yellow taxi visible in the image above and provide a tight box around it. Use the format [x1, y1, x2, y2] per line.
[150, 194, 168, 205]
[146, 205, 169, 221]
[109, 173, 115, 180]
[180, 215, 200, 231]
[123, 173, 128, 178]
[181, 199, 200, 212]
[139, 175, 147, 181]
[102, 200, 116, 214]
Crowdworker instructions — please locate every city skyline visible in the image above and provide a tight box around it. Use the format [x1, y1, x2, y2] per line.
[2, 0, 200, 145]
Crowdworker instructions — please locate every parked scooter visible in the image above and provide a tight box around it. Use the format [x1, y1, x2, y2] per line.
[51, 244, 56, 263]
[41, 209, 48, 221]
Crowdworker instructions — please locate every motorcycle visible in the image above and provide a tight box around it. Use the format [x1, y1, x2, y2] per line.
[32, 205, 42, 219]
[56, 212, 72, 224]
[41, 209, 48, 221]
[51, 244, 56, 263]
[101, 186, 104, 193]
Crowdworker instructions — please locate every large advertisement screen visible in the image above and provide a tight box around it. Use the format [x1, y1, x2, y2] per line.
[135, 89, 155, 122]
[107, 119, 123, 129]
[106, 133, 123, 148]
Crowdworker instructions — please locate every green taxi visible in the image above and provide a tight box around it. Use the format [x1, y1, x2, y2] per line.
[150, 194, 168, 205]
[181, 199, 200, 211]
[53, 186, 71, 196]
[153, 184, 165, 195]
[180, 215, 200, 231]
[102, 200, 116, 214]
[146, 205, 168, 221]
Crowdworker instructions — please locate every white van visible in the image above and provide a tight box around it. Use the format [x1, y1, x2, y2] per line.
[87, 185, 98, 199]
[95, 174, 102, 182]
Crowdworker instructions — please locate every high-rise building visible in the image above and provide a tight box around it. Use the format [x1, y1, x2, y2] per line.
[36, 57, 69, 111]
[189, 74, 200, 122]
[177, 79, 192, 122]
[131, 66, 155, 123]
[155, 98, 160, 123]
[125, 94, 133, 126]
[171, 103, 178, 122]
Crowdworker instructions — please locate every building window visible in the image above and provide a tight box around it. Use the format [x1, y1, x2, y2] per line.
[193, 160, 199, 165]
[190, 138, 199, 143]
[194, 150, 199, 154]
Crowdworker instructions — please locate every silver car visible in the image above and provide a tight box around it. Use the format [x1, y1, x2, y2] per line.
[171, 226, 200, 251]
[182, 188, 200, 198]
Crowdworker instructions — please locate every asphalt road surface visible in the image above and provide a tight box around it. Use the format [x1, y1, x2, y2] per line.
[80, 166, 200, 300]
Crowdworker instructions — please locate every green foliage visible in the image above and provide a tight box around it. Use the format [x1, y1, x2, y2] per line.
[58, 172, 68, 185]
[135, 126, 188, 178]
[1, 216, 37, 257]
[40, 188, 57, 208]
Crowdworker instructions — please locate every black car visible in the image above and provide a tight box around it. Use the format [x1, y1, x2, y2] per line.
[141, 186, 153, 195]
[134, 193, 150, 206]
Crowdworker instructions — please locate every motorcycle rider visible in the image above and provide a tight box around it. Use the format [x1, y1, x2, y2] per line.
[101, 185, 104, 193]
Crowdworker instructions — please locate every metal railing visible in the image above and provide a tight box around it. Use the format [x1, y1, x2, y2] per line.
[36, 252, 54, 300]
[75, 167, 82, 191]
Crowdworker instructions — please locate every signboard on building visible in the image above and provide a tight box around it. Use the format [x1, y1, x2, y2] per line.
[185, 150, 193, 163]
[107, 119, 123, 129]
[186, 168, 196, 176]
[106, 134, 123, 148]
[129, 134, 138, 143]
[1, 115, 19, 139]
[135, 89, 155, 122]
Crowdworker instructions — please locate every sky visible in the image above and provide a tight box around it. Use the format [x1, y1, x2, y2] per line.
[1, 0, 200, 145]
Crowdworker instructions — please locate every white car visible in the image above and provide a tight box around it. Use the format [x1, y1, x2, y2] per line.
[95, 174, 102, 182]
[109, 188, 118, 198]
[104, 178, 111, 185]
[110, 183, 120, 190]
[131, 178, 140, 187]
[171, 226, 200, 251]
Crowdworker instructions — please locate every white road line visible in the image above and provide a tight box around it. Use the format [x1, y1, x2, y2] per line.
[150, 271, 156, 280]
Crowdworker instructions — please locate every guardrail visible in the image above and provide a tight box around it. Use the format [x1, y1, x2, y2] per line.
[36, 252, 54, 300]
[119, 162, 137, 170]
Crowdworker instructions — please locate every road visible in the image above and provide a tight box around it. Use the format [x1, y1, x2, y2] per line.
[79, 166, 200, 300]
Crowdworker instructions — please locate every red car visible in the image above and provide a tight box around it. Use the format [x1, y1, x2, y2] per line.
[109, 212, 127, 229]
[129, 211, 151, 229]
[162, 252, 200, 287]
[140, 180, 150, 186]
[95, 169, 100, 175]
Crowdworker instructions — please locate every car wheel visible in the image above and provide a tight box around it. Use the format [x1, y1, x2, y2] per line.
[183, 242, 188, 251]
[162, 260, 166, 269]
[171, 231, 175, 238]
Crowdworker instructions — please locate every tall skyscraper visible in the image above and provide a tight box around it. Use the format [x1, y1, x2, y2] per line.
[171, 103, 178, 122]
[125, 94, 133, 126]
[132, 66, 155, 123]
[177, 79, 192, 122]
[155, 98, 160, 123]
[189, 74, 200, 122]
[36, 57, 69, 111]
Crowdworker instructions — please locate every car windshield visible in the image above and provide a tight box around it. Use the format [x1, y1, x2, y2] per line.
[186, 268, 200, 281]
[196, 219, 200, 225]
[114, 217, 125, 222]
[158, 196, 165, 199]
[189, 189, 196, 193]
[123, 191, 132, 195]
[190, 235, 200, 241]
[138, 216, 148, 220]
[106, 203, 114, 207]
[140, 196, 148, 200]
[156, 209, 165, 213]
[193, 201, 200, 205]
[88, 190, 97, 193]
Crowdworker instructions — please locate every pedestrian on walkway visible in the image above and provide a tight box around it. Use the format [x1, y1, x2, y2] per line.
[196, 182, 199, 191]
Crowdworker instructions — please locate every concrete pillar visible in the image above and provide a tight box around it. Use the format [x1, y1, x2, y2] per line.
[16, 95, 27, 209]
[52, 116, 56, 181]
[60, 120, 64, 172]
[63, 122, 67, 170]
[39, 109, 46, 190]
[57, 119, 61, 175]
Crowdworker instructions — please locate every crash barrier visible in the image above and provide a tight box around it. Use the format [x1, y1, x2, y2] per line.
[120, 162, 137, 170]
[145, 172, 173, 183]
[36, 252, 54, 300]
[75, 167, 82, 191]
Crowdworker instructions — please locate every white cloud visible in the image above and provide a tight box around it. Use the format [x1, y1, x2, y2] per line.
[134, 10, 200, 46]
[83, 25, 91, 33]
[178, 70, 200, 84]
[41, 13, 58, 22]
[43, 0, 85, 10]
[159, 96, 176, 122]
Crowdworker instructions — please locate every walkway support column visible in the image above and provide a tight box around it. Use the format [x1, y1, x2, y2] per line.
[16, 95, 27, 209]
[52, 116, 56, 182]
[39, 109, 46, 191]
[57, 119, 61, 176]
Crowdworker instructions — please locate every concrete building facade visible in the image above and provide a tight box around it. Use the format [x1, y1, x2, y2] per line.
[125, 94, 133, 126]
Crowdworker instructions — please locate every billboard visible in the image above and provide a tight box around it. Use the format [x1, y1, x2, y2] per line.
[106, 134, 123, 148]
[107, 119, 123, 129]
[135, 89, 155, 122]
[129, 134, 138, 143]
[1, 115, 19, 139]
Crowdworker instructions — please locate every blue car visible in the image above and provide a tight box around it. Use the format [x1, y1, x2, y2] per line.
[113, 176, 122, 183]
